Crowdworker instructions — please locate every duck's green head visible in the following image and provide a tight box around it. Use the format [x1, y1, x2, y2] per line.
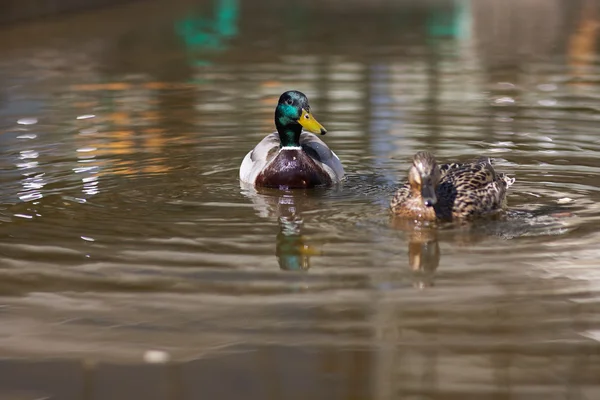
[409, 151, 442, 207]
[275, 90, 326, 147]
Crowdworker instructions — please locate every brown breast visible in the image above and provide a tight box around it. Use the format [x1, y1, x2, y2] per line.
[255, 149, 333, 189]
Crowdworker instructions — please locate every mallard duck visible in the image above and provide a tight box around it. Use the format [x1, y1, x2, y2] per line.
[239, 90, 344, 189]
[390, 151, 515, 221]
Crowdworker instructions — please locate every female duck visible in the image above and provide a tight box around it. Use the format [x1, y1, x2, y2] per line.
[390, 151, 515, 221]
[239, 91, 344, 189]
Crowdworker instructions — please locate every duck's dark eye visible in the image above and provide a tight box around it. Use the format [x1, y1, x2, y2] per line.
[286, 98, 293, 105]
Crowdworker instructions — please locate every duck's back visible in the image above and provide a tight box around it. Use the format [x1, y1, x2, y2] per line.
[436, 158, 514, 219]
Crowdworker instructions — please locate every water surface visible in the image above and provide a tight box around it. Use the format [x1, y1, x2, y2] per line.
[0, 0, 600, 398]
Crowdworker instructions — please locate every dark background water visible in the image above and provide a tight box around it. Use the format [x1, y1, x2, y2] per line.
[1, 0, 600, 399]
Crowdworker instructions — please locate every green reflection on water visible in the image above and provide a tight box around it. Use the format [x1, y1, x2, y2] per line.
[276, 217, 315, 271]
[426, 0, 470, 39]
[175, 0, 239, 66]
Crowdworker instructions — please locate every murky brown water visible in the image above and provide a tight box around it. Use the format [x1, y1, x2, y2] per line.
[1, 0, 600, 398]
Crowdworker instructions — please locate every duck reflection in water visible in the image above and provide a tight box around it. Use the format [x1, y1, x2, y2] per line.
[276, 215, 321, 271]
[392, 218, 440, 289]
[240, 184, 324, 271]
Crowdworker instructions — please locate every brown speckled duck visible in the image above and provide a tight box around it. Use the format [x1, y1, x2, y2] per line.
[390, 151, 515, 221]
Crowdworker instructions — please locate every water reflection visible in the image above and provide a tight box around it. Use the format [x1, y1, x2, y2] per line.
[389, 218, 440, 288]
[276, 215, 318, 271]
[568, 0, 600, 81]
[241, 185, 324, 271]
[17, 149, 44, 203]
[176, 0, 239, 66]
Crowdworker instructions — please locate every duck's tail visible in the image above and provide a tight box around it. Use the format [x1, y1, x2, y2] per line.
[500, 173, 516, 188]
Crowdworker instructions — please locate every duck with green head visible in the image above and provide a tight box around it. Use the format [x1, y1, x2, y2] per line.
[239, 90, 345, 189]
[390, 151, 515, 221]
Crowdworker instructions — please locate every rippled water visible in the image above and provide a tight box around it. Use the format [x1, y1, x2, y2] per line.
[1, 0, 600, 398]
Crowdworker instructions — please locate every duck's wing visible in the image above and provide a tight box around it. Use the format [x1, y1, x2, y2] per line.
[454, 158, 514, 187]
[300, 132, 345, 181]
[440, 155, 500, 174]
[239, 132, 280, 184]
[442, 156, 514, 187]
[439, 159, 482, 176]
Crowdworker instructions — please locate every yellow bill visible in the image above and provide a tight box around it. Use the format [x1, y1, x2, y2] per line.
[298, 108, 327, 135]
